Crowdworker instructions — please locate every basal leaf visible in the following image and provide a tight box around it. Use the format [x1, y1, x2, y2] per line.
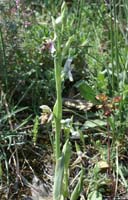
[53, 155, 65, 200]
[87, 190, 102, 200]
[76, 81, 97, 103]
[70, 168, 84, 200]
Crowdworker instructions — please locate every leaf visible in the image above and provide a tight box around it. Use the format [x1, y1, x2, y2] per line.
[97, 73, 107, 90]
[70, 168, 84, 200]
[75, 142, 82, 156]
[14, 114, 32, 131]
[87, 190, 102, 200]
[62, 140, 71, 169]
[62, 140, 71, 197]
[62, 35, 75, 57]
[53, 155, 65, 200]
[76, 81, 97, 103]
[118, 166, 128, 189]
[83, 119, 107, 129]
[53, 100, 62, 120]
[0, 107, 28, 123]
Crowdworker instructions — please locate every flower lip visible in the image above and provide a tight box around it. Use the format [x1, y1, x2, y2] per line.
[41, 39, 56, 54]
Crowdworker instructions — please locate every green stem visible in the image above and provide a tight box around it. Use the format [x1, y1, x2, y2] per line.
[110, 0, 114, 94]
[54, 50, 62, 159]
[54, 119, 61, 159]
[114, 1, 120, 89]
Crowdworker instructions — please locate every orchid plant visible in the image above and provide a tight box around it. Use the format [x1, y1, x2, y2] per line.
[51, 2, 84, 200]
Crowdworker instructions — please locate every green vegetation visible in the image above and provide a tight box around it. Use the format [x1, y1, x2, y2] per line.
[0, 0, 128, 199]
